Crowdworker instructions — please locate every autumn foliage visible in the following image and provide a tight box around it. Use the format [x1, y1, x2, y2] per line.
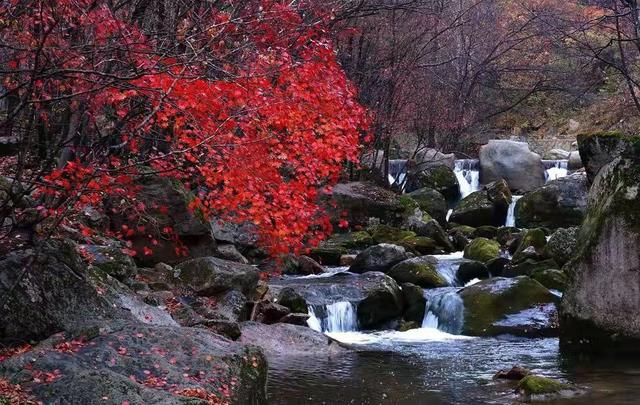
[0, 0, 369, 255]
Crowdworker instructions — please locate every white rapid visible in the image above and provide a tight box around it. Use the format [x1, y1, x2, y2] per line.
[431, 251, 465, 286]
[422, 287, 465, 334]
[505, 195, 523, 227]
[544, 160, 569, 182]
[454, 159, 481, 198]
[307, 301, 358, 333]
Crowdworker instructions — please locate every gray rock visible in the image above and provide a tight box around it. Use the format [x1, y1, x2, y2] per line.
[577, 131, 635, 184]
[0, 322, 267, 404]
[515, 173, 588, 229]
[568, 151, 583, 170]
[174, 257, 259, 296]
[215, 244, 249, 264]
[561, 145, 640, 354]
[404, 164, 460, 201]
[349, 243, 411, 274]
[324, 182, 405, 228]
[479, 140, 546, 192]
[408, 187, 448, 225]
[449, 180, 512, 227]
[547, 227, 579, 266]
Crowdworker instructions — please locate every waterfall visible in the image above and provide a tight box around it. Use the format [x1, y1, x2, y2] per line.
[505, 195, 523, 227]
[307, 301, 358, 333]
[388, 159, 408, 189]
[543, 160, 568, 182]
[421, 287, 464, 334]
[454, 159, 480, 199]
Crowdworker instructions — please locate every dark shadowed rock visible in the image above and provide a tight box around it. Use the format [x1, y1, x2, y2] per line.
[515, 173, 588, 229]
[0, 322, 267, 404]
[401, 283, 426, 323]
[349, 243, 411, 274]
[404, 164, 460, 202]
[252, 300, 290, 324]
[479, 140, 546, 192]
[457, 261, 490, 284]
[577, 131, 637, 184]
[561, 145, 640, 354]
[174, 257, 259, 296]
[325, 182, 405, 228]
[494, 366, 531, 380]
[215, 244, 249, 264]
[277, 287, 308, 314]
[450, 180, 512, 227]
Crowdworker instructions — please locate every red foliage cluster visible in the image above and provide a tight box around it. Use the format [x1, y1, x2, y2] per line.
[0, 0, 370, 256]
[0, 343, 32, 362]
[0, 378, 40, 405]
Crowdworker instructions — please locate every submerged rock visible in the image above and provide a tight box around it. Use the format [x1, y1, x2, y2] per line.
[463, 238, 501, 263]
[479, 140, 546, 192]
[349, 243, 411, 274]
[494, 365, 531, 380]
[561, 144, 640, 354]
[449, 180, 512, 227]
[515, 173, 588, 229]
[517, 375, 571, 397]
[460, 276, 559, 337]
[388, 257, 448, 288]
[0, 322, 267, 404]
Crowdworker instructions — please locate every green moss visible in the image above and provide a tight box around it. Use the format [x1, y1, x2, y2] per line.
[325, 231, 375, 249]
[463, 238, 500, 263]
[397, 235, 437, 255]
[460, 276, 558, 336]
[512, 228, 547, 263]
[518, 375, 569, 396]
[368, 224, 416, 244]
[532, 269, 567, 292]
[388, 258, 447, 288]
[450, 225, 476, 237]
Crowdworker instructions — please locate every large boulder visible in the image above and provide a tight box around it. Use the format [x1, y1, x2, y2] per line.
[479, 140, 546, 192]
[388, 257, 448, 288]
[349, 244, 411, 274]
[561, 144, 640, 354]
[546, 227, 579, 266]
[404, 164, 460, 202]
[463, 238, 501, 263]
[0, 322, 267, 404]
[111, 172, 216, 266]
[324, 182, 405, 228]
[577, 131, 637, 184]
[449, 180, 512, 227]
[174, 257, 259, 296]
[515, 173, 588, 229]
[239, 322, 345, 358]
[268, 272, 403, 329]
[414, 148, 456, 170]
[408, 187, 448, 225]
[0, 240, 176, 345]
[460, 276, 559, 337]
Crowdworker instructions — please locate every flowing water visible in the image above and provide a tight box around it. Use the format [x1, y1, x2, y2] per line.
[267, 253, 640, 404]
[454, 159, 481, 198]
[505, 195, 523, 227]
[544, 160, 569, 182]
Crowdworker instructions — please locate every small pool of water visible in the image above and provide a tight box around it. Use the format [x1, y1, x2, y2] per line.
[267, 333, 640, 404]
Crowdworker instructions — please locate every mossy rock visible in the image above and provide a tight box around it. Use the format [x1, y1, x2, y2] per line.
[397, 235, 438, 255]
[401, 283, 426, 323]
[496, 227, 520, 247]
[388, 257, 447, 288]
[398, 320, 421, 332]
[325, 231, 375, 250]
[463, 238, 501, 263]
[405, 165, 460, 202]
[277, 287, 308, 314]
[531, 269, 567, 292]
[449, 225, 476, 237]
[517, 375, 570, 396]
[368, 224, 416, 244]
[504, 258, 559, 277]
[512, 228, 548, 263]
[471, 226, 498, 239]
[577, 130, 639, 184]
[449, 180, 512, 227]
[308, 246, 347, 266]
[457, 261, 490, 285]
[460, 276, 559, 336]
[407, 187, 448, 225]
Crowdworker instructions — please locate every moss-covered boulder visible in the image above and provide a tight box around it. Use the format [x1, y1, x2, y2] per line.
[388, 257, 448, 288]
[404, 164, 460, 202]
[277, 288, 308, 314]
[457, 261, 490, 284]
[471, 226, 498, 239]
[460, 276, 559, 337]
[517, 375, 571, 397]
[397, 236, 438, 255]
[408, 218, 455, 252]
[449, 225, 476, 238]
[408, 187, 448, 225]
[308, 246, 347, 266]
[504, 258, 559, 277]
[349, 244, 411, 274]
[368, 224, 416, 244]
[546, 227, 579, 266]
[532, 269, 567, 292]
[401, 283, 426, 323]
[561, 144, 640, 354]
[450, 180, 512, 227]
[464, 238, 501, 263]
[325, 231, 375, 250]
[577, 130, 637, 184]
[515, 173, 588, 229]
[512, 228, 548, 263]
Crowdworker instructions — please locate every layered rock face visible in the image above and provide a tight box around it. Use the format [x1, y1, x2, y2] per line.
[577, 131, 637, 184]
[561, 143, 640, 354]
[479, 140, 546, 192]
